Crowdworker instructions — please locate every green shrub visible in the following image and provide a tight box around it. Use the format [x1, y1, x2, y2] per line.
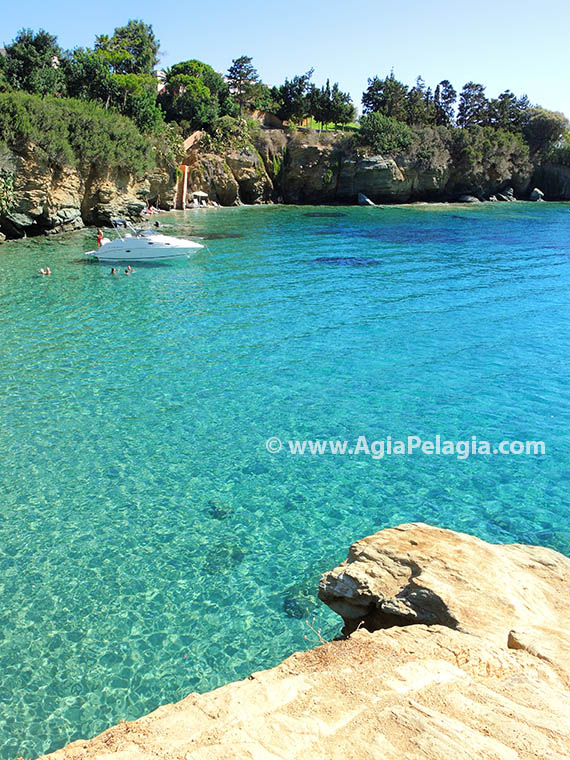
[0, 91, 154, 175]
[358, 113, 413, 155]
[201, 115, 255, 155]
[546, 132, 570, 166]
[547, 145, 570, 166]
[0, 168, 14, 214]
[450, 126, 530, 187]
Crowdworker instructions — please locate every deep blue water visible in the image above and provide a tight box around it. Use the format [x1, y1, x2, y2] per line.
[0, 203, 569, 758]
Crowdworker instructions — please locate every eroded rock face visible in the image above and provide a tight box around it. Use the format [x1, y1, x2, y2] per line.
[254, 129, 287, 185]
[318, 522, 570, 647]
[186, 152, 239, 206]
[39, 523, 570, 760]
[0, 143, 176, 239]
[282, 136, 340, 203]
[148, 167, 178, 210]
[40, 627, 570, 760]
[80, 165, 149, 226]
[226, 149, 273, 204]
[190, 131, 531, 206]
[1, 146, 84, 236]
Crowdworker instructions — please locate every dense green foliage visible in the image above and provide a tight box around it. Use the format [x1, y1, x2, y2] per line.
[226, 56, 260, 116]
[271, 70, 314, 122]
[309, 79, 355, 129]
[546, 130, 570, 166]
[450, 126, 530, 189]
[159, 59, 236, 134]
[362, 73, 408, 121]
[361, 71, 567, 158]
[522, 108, 568, 157]
[0, 91, 154, 174]
[0, 168, 15, 214]
[4, 29, 65, 96]
[94, 20, 159, 76]
[358, 113, 413, 154]
[0, 19, 567, 177]
[199, 115, 256, 154]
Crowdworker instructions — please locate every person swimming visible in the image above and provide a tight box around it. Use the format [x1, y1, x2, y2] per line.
[110, 267, 118, 275]
[40, 267, 51, 276]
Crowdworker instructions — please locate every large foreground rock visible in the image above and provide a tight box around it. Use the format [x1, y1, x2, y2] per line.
[39, 523, 570, 760]
[318, 523, 570, 652]
[40, 624, 570, 760]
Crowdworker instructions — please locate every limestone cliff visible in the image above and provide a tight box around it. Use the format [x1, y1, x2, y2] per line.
[184, 130, 280, 205]
[39, 523, 570, 760]
[0, 143, 176, 240]
[186, 128, 537, 206]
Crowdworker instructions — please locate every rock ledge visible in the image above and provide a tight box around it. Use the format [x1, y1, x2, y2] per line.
[39, 523, 570, 760]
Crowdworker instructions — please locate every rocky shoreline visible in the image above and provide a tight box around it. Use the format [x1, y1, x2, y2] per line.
[2, 129, 569, 244]
[185, 128, 570, 208]
[38, 523, 570, 760]
[0, 142, 174, 243]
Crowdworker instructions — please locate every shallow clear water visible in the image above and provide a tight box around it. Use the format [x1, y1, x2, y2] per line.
[1, 203, 569, 758]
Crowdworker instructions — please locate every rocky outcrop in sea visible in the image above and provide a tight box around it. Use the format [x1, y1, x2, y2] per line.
[38, 523, 570, 760]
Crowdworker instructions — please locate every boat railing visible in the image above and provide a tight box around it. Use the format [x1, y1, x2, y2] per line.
[111, 219, 142, 239]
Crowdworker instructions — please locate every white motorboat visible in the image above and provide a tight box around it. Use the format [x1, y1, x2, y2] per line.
[85, 219, 204, 262]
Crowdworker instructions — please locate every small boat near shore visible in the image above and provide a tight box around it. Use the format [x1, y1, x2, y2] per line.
[85, 219, 204, 262]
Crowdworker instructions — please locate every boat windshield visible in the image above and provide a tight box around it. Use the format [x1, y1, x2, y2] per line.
[111, 219, 143, 238]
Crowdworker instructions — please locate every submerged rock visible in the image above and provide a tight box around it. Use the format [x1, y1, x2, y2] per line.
[315, 256, 382, 267]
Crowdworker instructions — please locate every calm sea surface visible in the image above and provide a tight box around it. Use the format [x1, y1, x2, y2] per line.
[1, 203, 569, 758]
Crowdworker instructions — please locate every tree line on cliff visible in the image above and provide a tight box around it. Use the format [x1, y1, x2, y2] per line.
[0, 20, 568, 174]
[359, 72, 568, 160]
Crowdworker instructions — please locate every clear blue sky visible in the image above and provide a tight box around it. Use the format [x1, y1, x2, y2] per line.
[3, 0, 569, 117]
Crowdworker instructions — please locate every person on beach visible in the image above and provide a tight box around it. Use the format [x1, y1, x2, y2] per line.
[97, 228, 103, 248]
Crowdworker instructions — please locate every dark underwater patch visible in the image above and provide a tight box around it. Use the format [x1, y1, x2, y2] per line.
[207, 499, 233, 520]
[198, 232, 244, 239]
[315, 256, 382, 267]
[304, 212, 346, 218]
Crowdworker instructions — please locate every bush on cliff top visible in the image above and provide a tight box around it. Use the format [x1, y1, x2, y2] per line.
[199, 115, 257, 155]
[0, 91, 154, 174]
[450, 126, 530, 191]
[357, 113, 413, 155]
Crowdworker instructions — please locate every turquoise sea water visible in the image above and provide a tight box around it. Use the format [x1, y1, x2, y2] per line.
[1, 203, 569, 758]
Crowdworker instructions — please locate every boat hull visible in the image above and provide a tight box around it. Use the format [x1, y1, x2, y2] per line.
[85, 233, 203, 262]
